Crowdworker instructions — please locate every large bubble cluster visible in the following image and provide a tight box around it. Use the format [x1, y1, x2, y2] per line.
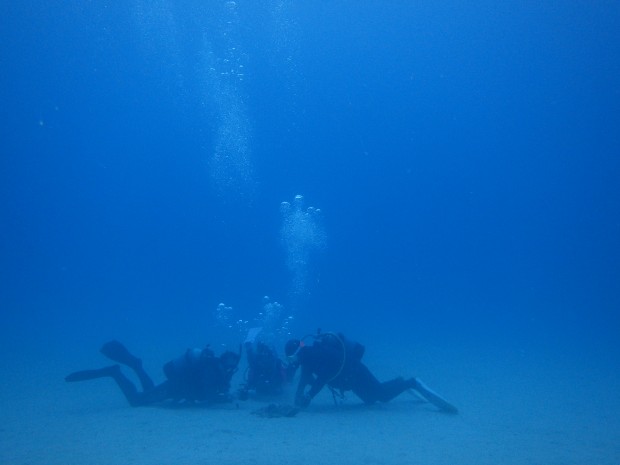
[211, 297, 292, 349]
[212, 302, 248, 350]
[253, 296, 293, 346]
[280, 195, 326, 300]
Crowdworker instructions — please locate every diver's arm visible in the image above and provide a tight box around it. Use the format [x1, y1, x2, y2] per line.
[295, 366, 312, 396]
[295, 369, 327, 407]
[306, 377, 326, 400]
[295, 366, 317, 407]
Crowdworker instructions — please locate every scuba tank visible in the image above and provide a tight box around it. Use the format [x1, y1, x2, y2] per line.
[306, 329, 365, 383]
[163, 347, 215, 381]
[312, 330, 365, 363]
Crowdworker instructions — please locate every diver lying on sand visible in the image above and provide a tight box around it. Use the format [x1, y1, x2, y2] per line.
[65, 340, 240, 406]
[285, 330, 458, 413]
[237, 328, 296, 400]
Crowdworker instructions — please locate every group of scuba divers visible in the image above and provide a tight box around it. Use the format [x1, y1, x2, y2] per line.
[66, 328, 458, 415]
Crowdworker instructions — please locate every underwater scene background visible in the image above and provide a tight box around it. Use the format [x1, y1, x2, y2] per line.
[1, 2, 619, 464]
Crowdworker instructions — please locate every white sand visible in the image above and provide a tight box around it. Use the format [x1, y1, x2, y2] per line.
[1, 342, 618, 465]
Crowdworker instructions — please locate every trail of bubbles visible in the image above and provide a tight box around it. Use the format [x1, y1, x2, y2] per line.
[200, 1, 255, 201]
[280, 195, 326, 304]
[212, 302, 248, 350]
[211, 297, 292, 350]
[268, 0, 301, 123]
[254, 296, 293, 347]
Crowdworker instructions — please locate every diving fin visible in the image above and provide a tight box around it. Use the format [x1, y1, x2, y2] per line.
[65, 365, 120, 382]
[410, 377, 459, 414]
[100, 340, 140, 369]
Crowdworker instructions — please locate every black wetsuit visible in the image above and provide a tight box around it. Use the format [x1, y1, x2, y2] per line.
[294, 335, 414, 407]
[243, 342, 292, 397]
[66, 343, 239, 407]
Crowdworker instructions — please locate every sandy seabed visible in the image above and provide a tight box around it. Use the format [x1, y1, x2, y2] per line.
[1, 343, 618, 465]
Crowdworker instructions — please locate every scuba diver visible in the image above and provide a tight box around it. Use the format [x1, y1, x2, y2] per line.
[65, 340, 240, 407]
[237, 328, 296, 400]
[285, 331, 458, 413]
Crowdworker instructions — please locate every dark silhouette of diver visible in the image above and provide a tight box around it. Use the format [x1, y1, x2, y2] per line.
[285, 331, 458, 413]
[238, 340, 296, 400]
[65, 340, 240, 407]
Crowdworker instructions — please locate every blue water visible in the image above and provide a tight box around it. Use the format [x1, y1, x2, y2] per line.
[1, 2, 619, 455]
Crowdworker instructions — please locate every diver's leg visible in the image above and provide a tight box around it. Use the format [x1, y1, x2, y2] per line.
[350, 364, 413, 403]
[349, 364, 387, 404]
[66, 365, 144, 407]
[138, 380, 170, 405]
[100, 340, 154, 391]
[128, 360, 155, 392]
[107, 365, 145, 406]
[376, 377, 412, 402]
